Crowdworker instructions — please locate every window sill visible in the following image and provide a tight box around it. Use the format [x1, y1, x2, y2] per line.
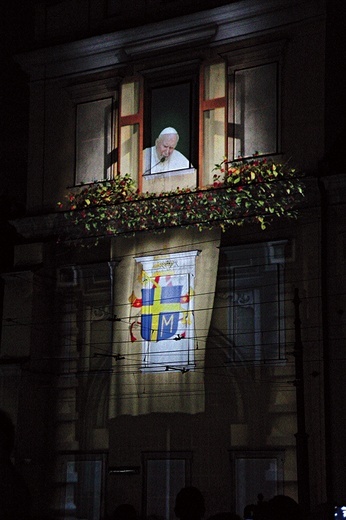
[142, 167, 197, 193]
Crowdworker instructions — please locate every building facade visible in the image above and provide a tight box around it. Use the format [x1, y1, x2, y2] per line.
[1, 0, 345, 519]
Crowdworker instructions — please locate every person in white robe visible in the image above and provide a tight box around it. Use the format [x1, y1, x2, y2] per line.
[143, 127, 190, 174]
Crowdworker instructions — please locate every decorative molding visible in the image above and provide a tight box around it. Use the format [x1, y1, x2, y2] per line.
[15, 0, 324, 81]
[124, 24, 217, 58]
[90, 307, 109, 321]
[65, 77, 121, 103]
[10, 212, 69, 240]
[222, 39, 288, 69]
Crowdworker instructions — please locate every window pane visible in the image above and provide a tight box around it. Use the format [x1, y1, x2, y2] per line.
[229, 267, 282, 362]
[222, 241, 286, 362]
[121, 81, 139, 116]
[234, 63, 278, 157]
[150, 82, 191, 164]
[203, 108, 225, 184]
[235, 457, 280, 517]
[146, 459, 186, 520]
[230, 288, 260, 361]
[76, 98, 113, 184]
[204, 62, 226, 100]
[120, 124, 139, 180]
[60, 456, 105, 520]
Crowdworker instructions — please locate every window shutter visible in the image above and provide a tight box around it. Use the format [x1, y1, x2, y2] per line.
[199, 61, 227, 187]
[119, 76, 144, 189]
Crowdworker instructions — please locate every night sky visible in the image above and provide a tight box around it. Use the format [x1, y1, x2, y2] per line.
[1, 3, 35, 218]
[1, 3, 35, 268]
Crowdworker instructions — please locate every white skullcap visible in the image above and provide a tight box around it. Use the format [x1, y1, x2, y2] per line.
[159, 127, 178, 136]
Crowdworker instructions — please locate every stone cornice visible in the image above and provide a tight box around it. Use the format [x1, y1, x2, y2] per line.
[15, 0, 325, 81]
[11, 212, 70, 241]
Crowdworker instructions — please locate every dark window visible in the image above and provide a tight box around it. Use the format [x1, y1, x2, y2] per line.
[216, 241, 287, 363]
[75, 98, 115, 185]
[150, 82, 192, 162]
[230, 450, 284, 517]
[142, 452, 192, 520]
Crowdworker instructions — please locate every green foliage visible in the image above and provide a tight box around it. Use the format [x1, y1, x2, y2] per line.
[59, 158, 305, 243]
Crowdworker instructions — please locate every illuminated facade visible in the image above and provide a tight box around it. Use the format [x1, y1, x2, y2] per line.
[1, 0, 345, 519]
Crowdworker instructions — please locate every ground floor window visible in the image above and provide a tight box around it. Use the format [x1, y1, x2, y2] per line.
[230, 450, 284, 518]
[57, 453, 107, 520]
[142, 451, 192, 520]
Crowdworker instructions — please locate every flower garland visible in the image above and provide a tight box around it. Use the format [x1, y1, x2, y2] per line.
[58, 158, 305, 243]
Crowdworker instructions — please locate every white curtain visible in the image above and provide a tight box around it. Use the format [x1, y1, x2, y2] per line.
[108, 227, 221, 416]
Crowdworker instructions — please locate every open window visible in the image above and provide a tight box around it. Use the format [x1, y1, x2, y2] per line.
[117, 46, 282, 192]
[119, 64, 199, 192]
[142, 74, 198, 192]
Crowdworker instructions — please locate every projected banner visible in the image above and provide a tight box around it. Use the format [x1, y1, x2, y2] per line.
[108, 227, 221, 416]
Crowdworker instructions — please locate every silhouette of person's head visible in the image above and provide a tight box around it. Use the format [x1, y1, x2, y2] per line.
[110, 503, 137, 520]
[243, 504, 255, 519]
[243, 494, 269, 520]
[174, 486, 205, 520]
[266, 495, 303, 520]
[208, 513, 242, 520]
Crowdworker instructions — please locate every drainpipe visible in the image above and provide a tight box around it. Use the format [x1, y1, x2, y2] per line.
[317, 176, 333, 506]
